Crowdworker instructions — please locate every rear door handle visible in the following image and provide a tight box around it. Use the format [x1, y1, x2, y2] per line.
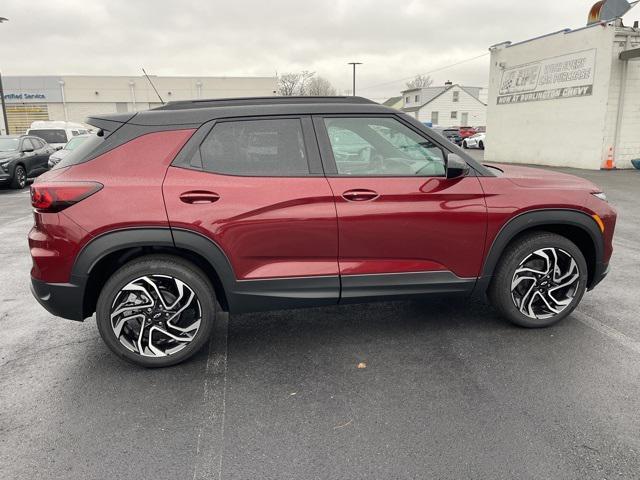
[179, 190, 220, 204]
[342, 189, 379, 202]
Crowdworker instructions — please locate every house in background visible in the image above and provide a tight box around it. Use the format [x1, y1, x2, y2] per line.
[382, 96, 403, 109]
[401, 81, 487, 127]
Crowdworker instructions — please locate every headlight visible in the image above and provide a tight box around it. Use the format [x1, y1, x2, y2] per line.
[592, 192, 607, 202]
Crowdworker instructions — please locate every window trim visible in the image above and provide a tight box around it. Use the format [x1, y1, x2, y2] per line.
[172, 115, 324, 178]
[313, 113, 451, 178]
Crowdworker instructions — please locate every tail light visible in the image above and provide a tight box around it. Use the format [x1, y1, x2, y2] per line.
[30, 182, 103, 213]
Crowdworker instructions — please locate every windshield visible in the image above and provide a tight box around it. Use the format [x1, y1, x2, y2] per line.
[64, 136, 88, 151]
[28, 129, 67, 144]
[0, 138, 19, 152]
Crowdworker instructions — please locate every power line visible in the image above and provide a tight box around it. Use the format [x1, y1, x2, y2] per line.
[358, 52, 490, 91]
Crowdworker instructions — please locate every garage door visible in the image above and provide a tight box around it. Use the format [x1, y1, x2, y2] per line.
[6, 104, 49, 134]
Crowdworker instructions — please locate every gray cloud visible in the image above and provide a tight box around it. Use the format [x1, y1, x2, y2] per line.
[0, 0, 622, 100]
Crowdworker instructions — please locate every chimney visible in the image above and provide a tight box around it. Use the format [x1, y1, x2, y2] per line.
[444, 80, 453, 86]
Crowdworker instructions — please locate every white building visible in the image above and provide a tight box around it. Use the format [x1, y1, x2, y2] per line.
[485, 18, 640, 169]
[401, 82, 487, 127]
[1, 75, 278, 135]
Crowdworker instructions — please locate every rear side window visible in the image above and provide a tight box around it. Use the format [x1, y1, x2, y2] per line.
[199, 118, 309, 176]
[54, 133, 105, 170]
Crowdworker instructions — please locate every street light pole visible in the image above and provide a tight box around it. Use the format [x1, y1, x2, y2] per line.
[0, 17, 9, 135]
[348, 62, 362, 96]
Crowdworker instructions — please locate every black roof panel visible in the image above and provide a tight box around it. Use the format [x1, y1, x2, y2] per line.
[153, 96, 377, 111]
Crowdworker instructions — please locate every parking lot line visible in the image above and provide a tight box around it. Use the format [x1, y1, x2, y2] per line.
[573, 310, 640, 355]
[2, 214, 32, 228]
[192, 309, 229, 480]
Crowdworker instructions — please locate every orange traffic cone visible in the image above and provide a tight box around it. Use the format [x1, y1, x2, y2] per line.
[602, 146, 616, 170]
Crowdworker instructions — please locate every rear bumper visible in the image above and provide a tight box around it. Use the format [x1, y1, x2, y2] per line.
[30, 276, 86, 321]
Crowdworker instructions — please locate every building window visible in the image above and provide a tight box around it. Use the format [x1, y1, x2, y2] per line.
[405, 96, 410, 104]
[451, 111, 457, 119]
[431, 111, 439, 124]
[453, 91, 459, 103]
[415, 95, 419, 103]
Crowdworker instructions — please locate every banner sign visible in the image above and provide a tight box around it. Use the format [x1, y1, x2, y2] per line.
[497, 49, 596, 105]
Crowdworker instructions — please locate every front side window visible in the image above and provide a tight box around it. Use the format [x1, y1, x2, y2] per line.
[324, 117, 445, 177]
[200, 118, 309, 176]
[21, 138, 35, 151]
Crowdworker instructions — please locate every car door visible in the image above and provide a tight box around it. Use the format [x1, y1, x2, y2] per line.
[29, 138, 49, 175]
[19, 138, 38, 176]
[163, 116, 340, 311]
[313, 115, 487, 301]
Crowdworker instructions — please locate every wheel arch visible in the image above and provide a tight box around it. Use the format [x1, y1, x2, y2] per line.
[476, 209, 604, 296]
[73, 228, 236, 319]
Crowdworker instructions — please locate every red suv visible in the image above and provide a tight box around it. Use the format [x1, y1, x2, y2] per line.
[29, 97, 616, 367]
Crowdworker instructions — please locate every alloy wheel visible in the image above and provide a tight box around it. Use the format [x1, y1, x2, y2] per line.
[16, 167, 26, 188]
[510, 247, 580, 319]
[110, 275, 202, 357]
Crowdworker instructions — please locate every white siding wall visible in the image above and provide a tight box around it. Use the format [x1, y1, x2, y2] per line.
[602, 32, 640, 169]
[485, 25, 620, 169]
[416, 86, 486, 126]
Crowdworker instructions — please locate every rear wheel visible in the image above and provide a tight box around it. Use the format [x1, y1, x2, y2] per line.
[488, 232, 587, 328]
[462, 140, 468, 149]
[479, 140, 484, 150]
[11, 165, 26, 189]
[96, 255, 216, 367]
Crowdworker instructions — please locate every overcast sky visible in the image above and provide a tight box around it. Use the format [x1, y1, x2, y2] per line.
[0, 0, 625, 101]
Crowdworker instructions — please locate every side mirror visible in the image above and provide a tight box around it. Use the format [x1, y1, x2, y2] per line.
[446, 153, 469, 179]
[22, 147, 34, 153]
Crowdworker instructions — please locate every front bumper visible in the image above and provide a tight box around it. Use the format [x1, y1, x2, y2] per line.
[588, 261, 610, 291]
[30, 276, 86, 321]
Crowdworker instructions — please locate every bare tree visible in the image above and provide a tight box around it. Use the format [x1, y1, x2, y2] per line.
[278, 71, 316, 96]
[405, 74, 433, 90]
[306, 76, 337, 96]
[278, 73, 302, 96]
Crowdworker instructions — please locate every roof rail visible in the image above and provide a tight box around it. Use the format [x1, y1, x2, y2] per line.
[152, 96, 377, 111]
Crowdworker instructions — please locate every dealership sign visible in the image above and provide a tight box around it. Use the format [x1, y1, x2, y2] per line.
[3, 92, 47, 101]
[497, 49, 596, 105]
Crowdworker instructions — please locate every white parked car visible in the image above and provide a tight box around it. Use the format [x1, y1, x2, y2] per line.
[47, 134, 91, 168]
[27, 121, 91, 150]
[462, 132, 485, 150]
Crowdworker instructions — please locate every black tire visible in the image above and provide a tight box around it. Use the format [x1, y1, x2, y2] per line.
[479, 141, 484, 150]
[96, 255, 216, 367]
[488, 232, 588, 328]
[462, 141, 468, 149]
[11, 165, 27, 189]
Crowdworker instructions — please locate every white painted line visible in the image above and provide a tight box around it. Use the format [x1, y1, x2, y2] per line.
[573, 310, 640, 355]
[192, 308, 229, 480]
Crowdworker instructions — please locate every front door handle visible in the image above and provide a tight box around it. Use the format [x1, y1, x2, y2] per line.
[342, 189, 379, 202]
[179, 190, 220, 204]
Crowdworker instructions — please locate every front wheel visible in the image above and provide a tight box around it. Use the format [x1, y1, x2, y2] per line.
[11, 165, 27, 189]
[96, 255, 216, 367]
[462, 141, 468, 149]
[479, 141, 484, 150]
[488, 232, 587, 328]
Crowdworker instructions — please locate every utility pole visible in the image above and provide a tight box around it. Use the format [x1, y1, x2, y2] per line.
[348, 62, 362, 96]
[0, 17, 8, 135]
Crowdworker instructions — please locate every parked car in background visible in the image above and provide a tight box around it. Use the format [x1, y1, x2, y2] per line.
[463, 132, 486, 150]
[458, 126, 477, 139]
[27, 121, 91, 150]
[474, 126, 486, 133]
[48, 134, 91, 168]
[29, 96, 616, 367]
[0, 135, 54, 189]
[432, 127, 463, 145]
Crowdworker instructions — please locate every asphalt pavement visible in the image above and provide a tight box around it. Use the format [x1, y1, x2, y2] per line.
[1, 160, 639, 479]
